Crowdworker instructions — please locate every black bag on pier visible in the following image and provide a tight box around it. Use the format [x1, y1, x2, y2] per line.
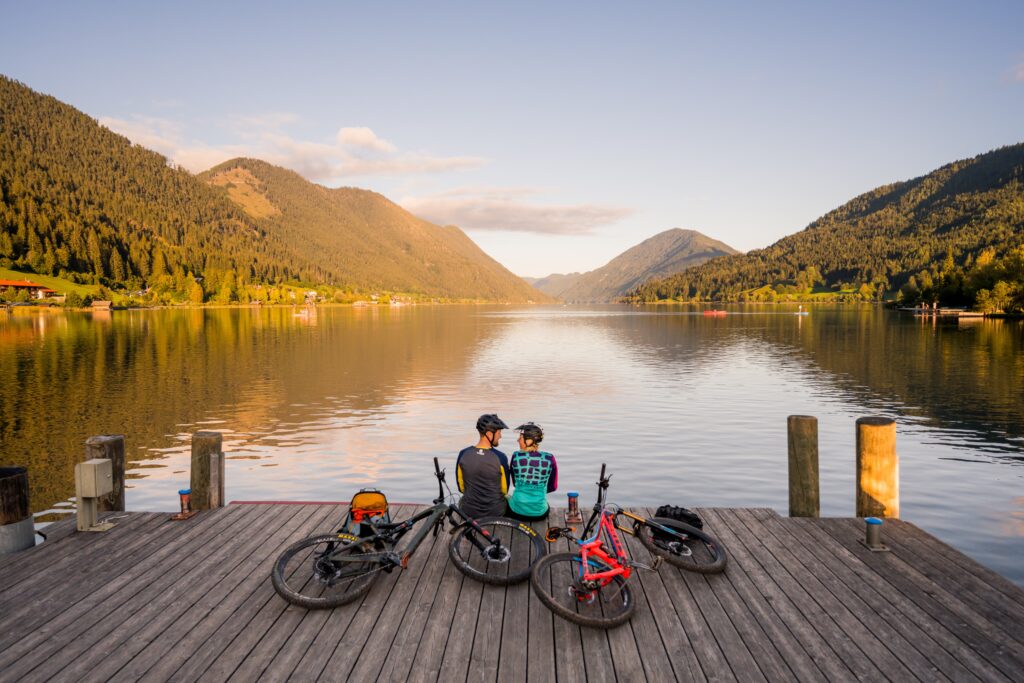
[654, 505, 704, 530]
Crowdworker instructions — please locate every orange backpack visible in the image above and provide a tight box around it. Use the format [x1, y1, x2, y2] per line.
[338, 489, 392, 537]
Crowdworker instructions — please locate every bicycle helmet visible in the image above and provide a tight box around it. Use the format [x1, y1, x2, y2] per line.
[515, 422, 544, 445]
[476, 414, 509, 435]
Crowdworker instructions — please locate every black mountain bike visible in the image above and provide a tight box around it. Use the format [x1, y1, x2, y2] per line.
[271, 458, 545, 609]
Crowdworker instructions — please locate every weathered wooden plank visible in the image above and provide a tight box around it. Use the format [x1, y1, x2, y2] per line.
[496, 519, 531, 683]
[702, 509, 855, 681]
[373, 508, 463, 682]
[876, 520, 1024, 633]
[0, 511, 161, 603]
[753, 510, 952, 681]
[106, 504, 338, 682]
[434, 560, 485, 682]
[693, 510, 821, 683]
[617, 520, 693, 682]
[275, 505, 422, 683]
[277, 505, 434, 683]
[884, 520, 1024, 611]
[633, 511, 736, 683]
[30, 505, 297, 683]
[403, 544, 466, 683]
[731, 508, 916, 680]
[2, 505, 1021, 683]
[814, 518, 1024, 679]
[0, 504, 255, 676]
[602, 512, 649, 683]
[790, 518, 999, 683]
[300, 506, 433, 682]
[191, 505, 347, 683]
[467, 522, 511, 683]
[187, 504, 412, 683]
[525, 517, 558, 683]
[547, 532, 590, 683]
[645, 507, 787, 683]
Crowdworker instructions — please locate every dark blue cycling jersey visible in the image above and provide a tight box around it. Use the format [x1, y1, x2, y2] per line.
[455, 446, 510, 519]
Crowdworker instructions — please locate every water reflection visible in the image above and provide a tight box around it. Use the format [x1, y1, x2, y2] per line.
[0, 304, 1021, 585]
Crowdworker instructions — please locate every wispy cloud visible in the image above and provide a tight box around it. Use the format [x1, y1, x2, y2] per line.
[337, 126, 396, 153]
[1012, 62, 1024, 83]
[99, 115, 486, 181]
[400, 187, 632, 235]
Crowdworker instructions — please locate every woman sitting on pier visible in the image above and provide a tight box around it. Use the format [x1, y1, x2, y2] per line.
[507, 422, 558, 522]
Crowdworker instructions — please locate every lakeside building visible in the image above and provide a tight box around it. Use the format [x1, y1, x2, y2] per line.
[0, 279, 57, 300]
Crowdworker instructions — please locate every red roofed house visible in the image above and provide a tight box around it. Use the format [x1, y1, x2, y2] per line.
[0, 279, 58, 300]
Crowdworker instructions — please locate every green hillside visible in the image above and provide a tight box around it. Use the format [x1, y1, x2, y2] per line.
[631, 144, 1024, 309]
[0, 76, 546, 303]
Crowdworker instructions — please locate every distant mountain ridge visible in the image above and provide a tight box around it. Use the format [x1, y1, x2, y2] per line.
[0, 75, 548, 302]
[532, 229, 738, 302]
[200, 159, 548, 301]
[631, 143, 1024, 302]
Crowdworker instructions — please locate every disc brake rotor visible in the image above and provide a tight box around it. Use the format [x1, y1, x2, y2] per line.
[568, 584, 597, 605]
[483, 545, 511, 563]
[667, 540, 693, 557]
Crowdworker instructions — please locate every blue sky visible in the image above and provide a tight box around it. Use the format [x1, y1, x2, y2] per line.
[2, 1, 1022, 276]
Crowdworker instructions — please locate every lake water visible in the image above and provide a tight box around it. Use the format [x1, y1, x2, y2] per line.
[1, 304, 1022, 584]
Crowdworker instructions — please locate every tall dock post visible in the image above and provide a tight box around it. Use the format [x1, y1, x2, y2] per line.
[190, 431, 225, 511]
[787, 415, 820, 517]
[85, 435, 125, 512]
[0, 467, 33, 554]
[856, 417, 899, 518]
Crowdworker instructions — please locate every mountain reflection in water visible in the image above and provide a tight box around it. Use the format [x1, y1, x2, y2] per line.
[0, 304, 1021, 584]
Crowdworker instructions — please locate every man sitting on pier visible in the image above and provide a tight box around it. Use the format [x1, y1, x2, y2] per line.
[455, 414, 511, 519]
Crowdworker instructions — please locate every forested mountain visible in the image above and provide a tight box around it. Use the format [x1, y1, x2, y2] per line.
[631, 144, 1024, 305]
[200, 159, 546, 301]
[0, 76, 546, 302]
[533, 229, 738, 302]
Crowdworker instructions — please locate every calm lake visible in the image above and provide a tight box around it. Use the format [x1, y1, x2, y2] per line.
[1, 304, 1022, 583]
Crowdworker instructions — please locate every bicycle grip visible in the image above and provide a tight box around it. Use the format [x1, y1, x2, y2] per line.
[599, 463, 606, 481]
[434, 457, 441, 475]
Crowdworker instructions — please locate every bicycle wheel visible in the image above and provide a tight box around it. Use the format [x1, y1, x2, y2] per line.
[271, 533, 383, 609]
[449, 517, 546, 585]
[637, 517, 728, 574]
[530, 551, 635, 629]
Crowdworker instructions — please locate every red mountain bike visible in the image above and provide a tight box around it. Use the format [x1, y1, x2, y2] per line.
[531, 464, 727, 629]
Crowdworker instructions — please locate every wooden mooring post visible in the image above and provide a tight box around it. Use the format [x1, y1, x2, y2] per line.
[856, 416, 899, 518]
[190, 431, 225, 511]
[0, 466, 33, 554]
[85, 434, 125, 512]
[787, 415, 819, 517]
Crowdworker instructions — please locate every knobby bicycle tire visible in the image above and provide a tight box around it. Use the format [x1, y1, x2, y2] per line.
[448, 516, 545, 585]
[530, 551, 636, 629]
[637, 517, 728, 574]
[271, 533, 382, 609]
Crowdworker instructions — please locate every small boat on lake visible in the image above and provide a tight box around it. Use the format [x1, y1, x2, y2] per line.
[703, 310, 727, 316]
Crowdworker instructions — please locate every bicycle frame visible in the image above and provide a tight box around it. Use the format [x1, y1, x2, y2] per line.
[575, 508, 632, 584]
[564, 464, 667, 585]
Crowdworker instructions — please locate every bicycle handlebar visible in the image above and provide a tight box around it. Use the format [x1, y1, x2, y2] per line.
[433, 457, 445, 502]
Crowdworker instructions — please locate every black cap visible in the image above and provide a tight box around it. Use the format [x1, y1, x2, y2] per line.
[515, 422, 544, 444]
[476, 414, 509, 434]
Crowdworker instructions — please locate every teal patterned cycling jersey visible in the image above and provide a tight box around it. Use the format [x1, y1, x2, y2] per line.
[508, 450, 558, 517]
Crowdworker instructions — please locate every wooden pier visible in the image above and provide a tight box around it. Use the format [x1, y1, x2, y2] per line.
[1, 503, 1023, 682]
